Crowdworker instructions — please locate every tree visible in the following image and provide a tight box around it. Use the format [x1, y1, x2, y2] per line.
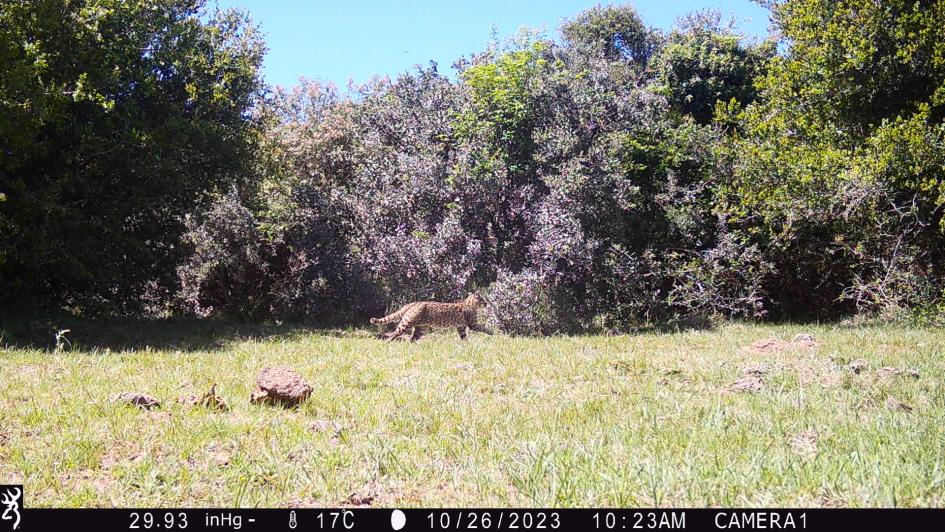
[726, 0, 945, 318]
[0, 0, 265, 314]
[560, 4, 658, 65]
[653, 10, 774, 124]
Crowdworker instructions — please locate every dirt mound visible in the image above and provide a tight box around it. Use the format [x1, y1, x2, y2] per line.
[746, 333, 818, 354]
[847, 362, 920, 381]
[250, 366, 312, 407]
[884, 396, 913, 413]
[729, 375, 764, 392]
[112, 391, 160, 410]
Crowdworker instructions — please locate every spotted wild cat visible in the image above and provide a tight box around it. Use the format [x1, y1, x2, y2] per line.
[370, 293, 492, 341]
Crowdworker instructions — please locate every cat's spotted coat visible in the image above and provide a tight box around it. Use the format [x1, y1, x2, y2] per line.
[370, 293, 492, 341]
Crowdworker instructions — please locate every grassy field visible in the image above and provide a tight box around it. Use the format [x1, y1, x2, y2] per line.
[1, 321, 943, 507]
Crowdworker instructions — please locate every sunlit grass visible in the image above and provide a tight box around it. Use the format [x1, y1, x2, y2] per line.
[1, 322, 943, 507]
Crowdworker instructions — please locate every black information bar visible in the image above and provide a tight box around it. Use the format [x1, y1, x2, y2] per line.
[14, 508, 943, 531]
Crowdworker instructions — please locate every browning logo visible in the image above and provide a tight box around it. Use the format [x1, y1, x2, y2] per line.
[0, 486, 20, 531]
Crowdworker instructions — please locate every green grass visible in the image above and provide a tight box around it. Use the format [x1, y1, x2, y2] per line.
[1, 322, 943, 507]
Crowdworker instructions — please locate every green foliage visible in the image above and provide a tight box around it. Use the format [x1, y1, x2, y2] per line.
[766, 0, 945, 129]
[455, 41, 549, 155]
[5, 0, 945, 325]
[560, 4, 657, 64]
[726, 0, 945, 318]
[653, 11, 775, 124]
[0, 0, 265, 313]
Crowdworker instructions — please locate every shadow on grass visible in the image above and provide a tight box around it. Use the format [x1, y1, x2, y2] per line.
[1, 312, 843, 352]
[0, 314, 370, 352]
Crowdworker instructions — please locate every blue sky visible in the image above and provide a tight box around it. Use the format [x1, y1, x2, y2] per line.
[213, 1, 772, 90]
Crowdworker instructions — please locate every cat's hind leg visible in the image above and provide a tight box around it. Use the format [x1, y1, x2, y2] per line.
[409, 327, 426, 342]
[375, 321, 396, 340]
[385, 320, 411, 341]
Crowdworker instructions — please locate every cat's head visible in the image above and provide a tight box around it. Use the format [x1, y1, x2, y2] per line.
[463, 292, 489, 308]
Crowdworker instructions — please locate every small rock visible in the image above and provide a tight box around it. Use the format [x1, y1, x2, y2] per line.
[904, 368, 920, 379]
[792, 333, 815, 343]
[848, 359, 869, 374]
[884, 396, 913, 413]
[660, 368, 682, 376]
[250, 366, 312, 407]
[113, 392, 160, 410]
[729, 375, 764, 393]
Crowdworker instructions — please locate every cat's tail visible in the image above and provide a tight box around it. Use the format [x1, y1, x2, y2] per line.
[371, 304, 411, 324]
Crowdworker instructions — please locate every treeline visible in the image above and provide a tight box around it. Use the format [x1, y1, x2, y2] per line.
[2, 0, 944, 333]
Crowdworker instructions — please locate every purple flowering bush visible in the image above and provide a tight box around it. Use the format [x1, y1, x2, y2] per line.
[484, 268, 581, 335]
[175, 5, 775, 331]
[176, 4, 942, 331]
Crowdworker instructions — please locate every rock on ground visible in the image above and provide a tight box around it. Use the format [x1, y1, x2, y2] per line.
[112, 391, 160, 410]
[250, 366, 312, 407]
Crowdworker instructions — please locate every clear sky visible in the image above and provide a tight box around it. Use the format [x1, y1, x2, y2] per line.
[212, 0, 772, 90]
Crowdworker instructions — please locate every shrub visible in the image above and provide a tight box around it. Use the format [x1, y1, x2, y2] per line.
[483, 269, 563, 335]
[665, 228, 771, 320]
[171, 1, 945, 331]
[0, 1, 265, 313]
[177, 195, 281, 319]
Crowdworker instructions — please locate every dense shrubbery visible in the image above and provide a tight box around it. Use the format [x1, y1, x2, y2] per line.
[0, 0, 265, 313]
[178, 4, 782, 331]
[722, 0, 945, 322]
[5, 1, 945, 331]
